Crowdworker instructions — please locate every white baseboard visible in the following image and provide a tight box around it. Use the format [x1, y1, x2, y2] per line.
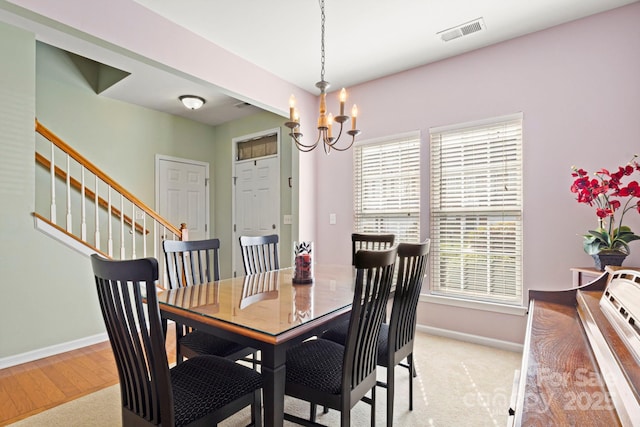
[417, 324, 523, 353]
[0, 332, 109, 370]
[0, 323, 518, 370]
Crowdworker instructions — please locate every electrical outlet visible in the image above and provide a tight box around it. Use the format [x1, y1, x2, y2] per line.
[329, 213, 336, 225]
[283, 214, 292, 225]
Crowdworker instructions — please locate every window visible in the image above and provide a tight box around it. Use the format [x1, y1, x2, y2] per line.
[429, 114, 523, 305]
[353, 132, 421, 243]
[236, 133, 277, 161]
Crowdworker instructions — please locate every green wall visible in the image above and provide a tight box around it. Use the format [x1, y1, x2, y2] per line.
[0, 23, 104, 358]
[0, 30, 293, 360]
[35, 42, 219, 209]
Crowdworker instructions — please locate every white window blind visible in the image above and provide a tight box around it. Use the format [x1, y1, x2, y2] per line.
[353, 132, 420, 243]
[429, 114, 523, 305]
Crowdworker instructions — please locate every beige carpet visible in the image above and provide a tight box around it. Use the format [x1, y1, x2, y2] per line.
[10, 332, 522, 426]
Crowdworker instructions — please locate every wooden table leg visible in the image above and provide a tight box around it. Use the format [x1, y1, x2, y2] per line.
[261, 347, 286, 427]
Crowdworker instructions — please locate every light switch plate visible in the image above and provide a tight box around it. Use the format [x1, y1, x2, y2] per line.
[329, 213, 337, 225]
[283, 214, 292, 225]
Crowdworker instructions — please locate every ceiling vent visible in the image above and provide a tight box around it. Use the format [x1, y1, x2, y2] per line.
[437, 18, 485, 42]
[234, 101, 252, 108]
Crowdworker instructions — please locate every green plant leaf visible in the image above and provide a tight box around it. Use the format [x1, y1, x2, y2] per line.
[587, 228, 612, 246]
[583, 242, 602, 255]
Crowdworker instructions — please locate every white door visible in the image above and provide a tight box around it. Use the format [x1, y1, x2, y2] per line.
[157, 155, 209, 242]
[233, 156, 280, 276]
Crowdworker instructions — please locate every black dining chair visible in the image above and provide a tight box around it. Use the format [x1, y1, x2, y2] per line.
[163, 238, 259, 368]
[164, 238, 221, 288]
[239, 234, 280, 275]
[90, 254, 263, 427]
[283, 247, 398, 427]
[322, 241, 430, 426]
[351, 233, 396, 265]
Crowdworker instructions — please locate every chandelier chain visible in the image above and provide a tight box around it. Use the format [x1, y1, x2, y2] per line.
[320, 0, 325, 83]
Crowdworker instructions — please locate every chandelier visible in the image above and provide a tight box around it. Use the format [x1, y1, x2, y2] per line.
[284, 0, 361, 153]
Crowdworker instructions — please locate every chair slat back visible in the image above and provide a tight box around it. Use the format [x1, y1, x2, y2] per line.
[163, 238, 220, 288]
[240, 270, 280, 309]
[90, 255, 173, 426]
[239, 234, 280, 275]
[344, 247, 397, 394]
[351, 233, 396, 265]
[390, 240, 430, 353]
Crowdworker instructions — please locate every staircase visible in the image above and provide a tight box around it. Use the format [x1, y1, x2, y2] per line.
[34, 120, 186, 283]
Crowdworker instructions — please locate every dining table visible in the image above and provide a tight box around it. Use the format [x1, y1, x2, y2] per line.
[156, 263, 356, 427]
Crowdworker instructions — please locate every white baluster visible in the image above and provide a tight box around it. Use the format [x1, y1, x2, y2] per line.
[131, 203, 136, 258]
[107, 187, 113, 257]
[153, 222, 158, 259]
[66, 154, 72, 232]
[81, 167, 86, 241]
[142, 212, 147, 257]
[94, 175, 100, 250]
[120, 194, 125, 259]
[50, 143, 56, 223]
[158, 224, 165, 285]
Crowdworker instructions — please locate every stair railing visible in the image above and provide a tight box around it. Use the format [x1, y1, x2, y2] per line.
[34, 120, 186, 284]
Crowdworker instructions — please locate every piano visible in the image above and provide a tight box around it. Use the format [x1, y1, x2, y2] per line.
[510, 267, 640, 426]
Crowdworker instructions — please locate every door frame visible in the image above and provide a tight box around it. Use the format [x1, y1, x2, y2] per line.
[155, 154, 211, 243]
[231, 128, 281, 277]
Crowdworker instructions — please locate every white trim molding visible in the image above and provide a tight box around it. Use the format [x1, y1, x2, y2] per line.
[34, 215, 98, 257]
[0, 332, 108, 370]
[420, 293, 528, 316]
[417, 324, 524, 353]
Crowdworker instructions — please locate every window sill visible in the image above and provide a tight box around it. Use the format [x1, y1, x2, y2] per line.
[419, 293, 527, 316]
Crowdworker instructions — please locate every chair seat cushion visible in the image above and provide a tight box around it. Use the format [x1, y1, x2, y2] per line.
[171, 355, 262, 427]
[320, 319, 349, 344]
[322, 320, 390, 366]
[179, 330, 247, 358]
[286, 339, 344, 395]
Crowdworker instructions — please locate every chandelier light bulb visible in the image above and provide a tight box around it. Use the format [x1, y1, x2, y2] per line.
[289, 95, 296, 121]
[351, 105, 358, 130]
[339, 88, 347, 116]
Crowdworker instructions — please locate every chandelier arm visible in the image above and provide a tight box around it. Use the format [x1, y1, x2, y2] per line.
[322, 122, 359, 151]
[325, 121, 345, 148]
[325, 134, 356, 152]
[323, 138, 331, 154]
[291, 132, 321, 152]
[297, 142, 319, 153]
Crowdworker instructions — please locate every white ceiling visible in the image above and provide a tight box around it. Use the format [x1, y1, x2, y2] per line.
[132, 0, 637, 94]
[4, 0, 638, 126]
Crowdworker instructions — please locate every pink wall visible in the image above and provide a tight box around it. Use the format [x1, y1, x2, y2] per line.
[314, 3, 640, 344]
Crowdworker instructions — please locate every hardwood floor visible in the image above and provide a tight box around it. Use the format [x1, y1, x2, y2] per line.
[0, 326, 177, 426]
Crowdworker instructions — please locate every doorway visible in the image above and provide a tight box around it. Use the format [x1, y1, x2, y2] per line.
[156, 154, 210, 244]
[232, 129, 281, 277]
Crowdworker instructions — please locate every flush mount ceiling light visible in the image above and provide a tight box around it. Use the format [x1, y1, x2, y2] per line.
[284, 0, 361, 154]
[179, 95, 206, 110]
